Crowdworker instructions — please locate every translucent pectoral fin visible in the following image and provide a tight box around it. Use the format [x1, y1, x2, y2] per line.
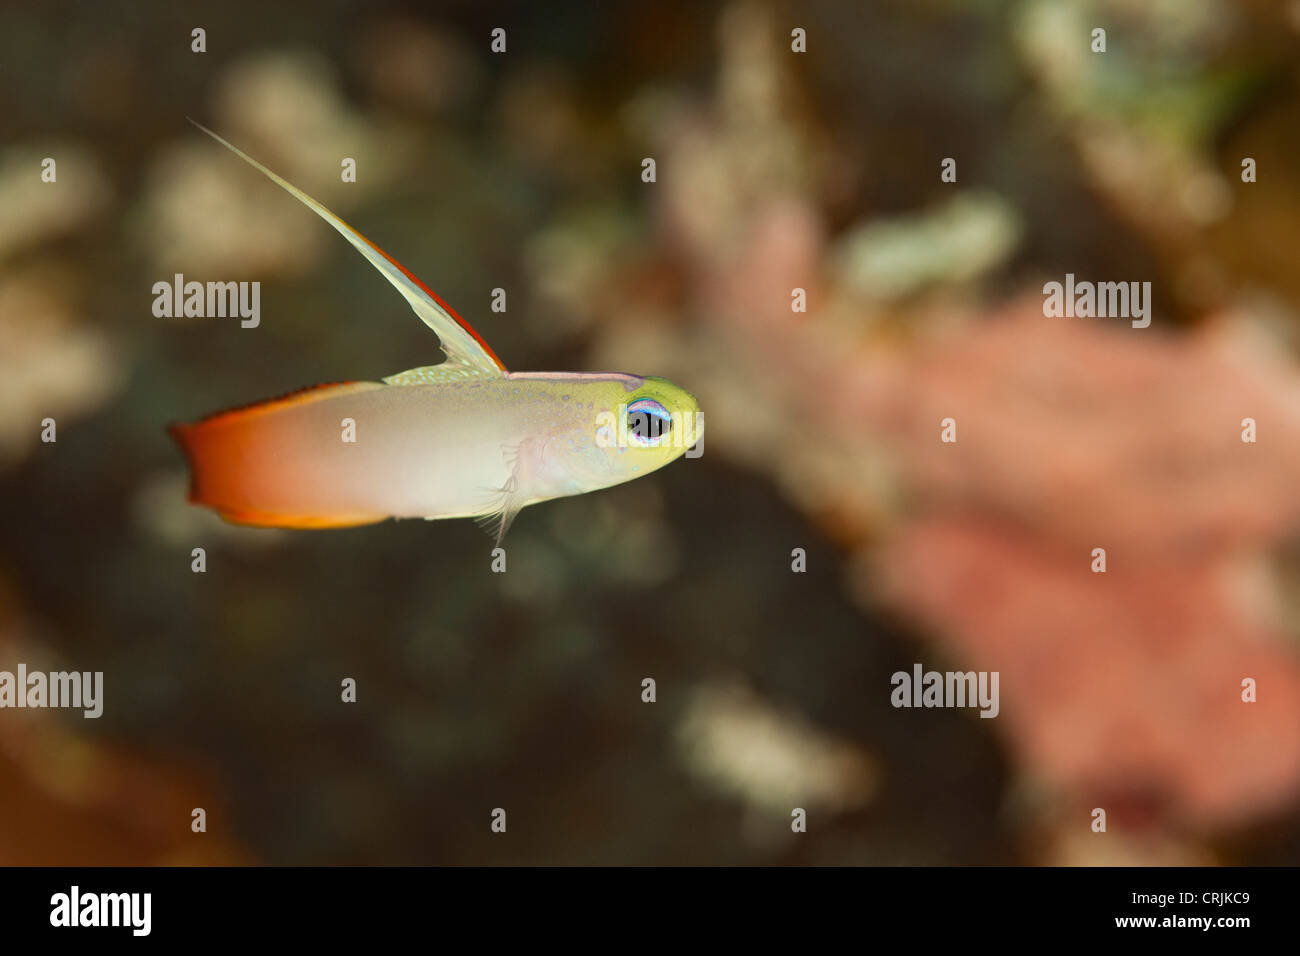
[471, 440, 542, 545]
[474, 479, 528, 547]
[473, 498, 525, 547]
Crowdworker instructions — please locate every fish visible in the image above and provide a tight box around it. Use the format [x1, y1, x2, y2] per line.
[169, 122, 703, 543]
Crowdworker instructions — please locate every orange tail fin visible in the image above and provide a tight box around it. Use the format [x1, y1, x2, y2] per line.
[168, 381, 388, 530]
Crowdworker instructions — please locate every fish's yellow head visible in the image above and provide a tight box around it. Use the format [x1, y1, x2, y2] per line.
[563, 374, 703, 492]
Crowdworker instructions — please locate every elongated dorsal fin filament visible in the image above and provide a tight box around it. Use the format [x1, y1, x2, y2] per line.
[188, 119, 507, 376]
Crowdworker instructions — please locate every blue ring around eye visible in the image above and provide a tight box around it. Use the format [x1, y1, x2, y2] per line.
[626, 398, 672, 446]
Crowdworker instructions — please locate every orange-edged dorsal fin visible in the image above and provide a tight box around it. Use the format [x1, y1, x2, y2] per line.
[188, 120, 507, 377]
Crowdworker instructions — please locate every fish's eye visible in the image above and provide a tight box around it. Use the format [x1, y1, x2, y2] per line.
[626, 398, 672, 446]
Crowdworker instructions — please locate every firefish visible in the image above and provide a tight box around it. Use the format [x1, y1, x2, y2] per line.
[169, 122, 703, 542]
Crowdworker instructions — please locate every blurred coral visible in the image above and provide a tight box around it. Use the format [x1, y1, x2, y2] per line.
[636, 0, 1300, 854]
[0, 598, 248, 865]
[677, 678, 877, 821]
[0, 268, 122, 467]
[0, 145, 110, 262]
